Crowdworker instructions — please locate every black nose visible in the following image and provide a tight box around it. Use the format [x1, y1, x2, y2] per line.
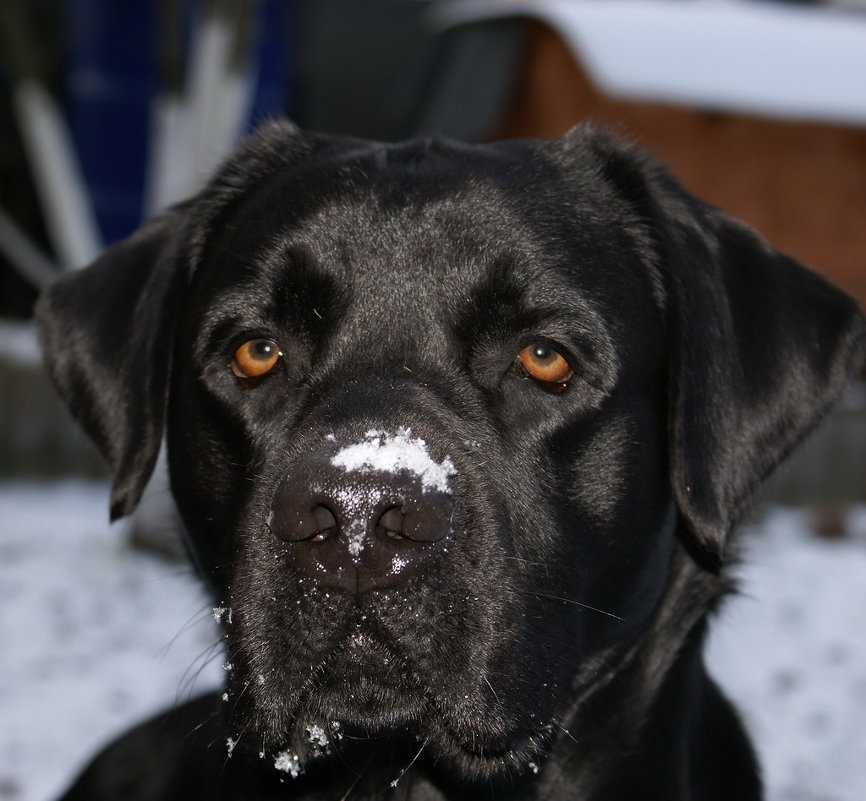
[268, 451, 453, 593]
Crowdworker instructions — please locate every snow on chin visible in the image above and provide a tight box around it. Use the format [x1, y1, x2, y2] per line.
[330, 428, 456, 493]
[306, 724, 330, 752]
[274, 750, 302, 778]
[269, 723, 341, 778]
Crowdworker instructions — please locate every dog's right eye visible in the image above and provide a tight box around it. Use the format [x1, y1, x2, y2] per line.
[515, 343, 574, 394]
[231, 338, 282, 379]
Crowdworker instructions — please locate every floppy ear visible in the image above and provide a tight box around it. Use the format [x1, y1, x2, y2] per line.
[590, 131, 866, 568]
[34, 120, 313, 521]
[35, 209, 191, 521]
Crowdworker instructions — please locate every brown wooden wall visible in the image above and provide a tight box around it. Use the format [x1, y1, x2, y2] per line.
[494, 23, 866, 311]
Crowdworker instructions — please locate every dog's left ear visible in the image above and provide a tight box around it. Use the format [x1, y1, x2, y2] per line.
[581, 129, 866, 568]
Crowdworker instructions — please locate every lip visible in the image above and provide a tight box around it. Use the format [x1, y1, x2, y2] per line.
[289, 626, 428, 724]
[300, 672, 426, 734]
[323, 627, 413, 687]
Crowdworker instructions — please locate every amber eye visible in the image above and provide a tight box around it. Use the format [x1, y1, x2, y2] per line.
[231, 338, 282, 379]
[517, 344, 574, 393]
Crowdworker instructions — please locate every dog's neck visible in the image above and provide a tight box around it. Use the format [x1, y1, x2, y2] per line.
[532, 536, 758, 801]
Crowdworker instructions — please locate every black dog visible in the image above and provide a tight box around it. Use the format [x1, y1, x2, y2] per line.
[37, 122, 865, 800]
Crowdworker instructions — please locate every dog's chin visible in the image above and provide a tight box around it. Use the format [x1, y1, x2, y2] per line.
[229, 705, 549, 786]
[226, 634, 551, 783]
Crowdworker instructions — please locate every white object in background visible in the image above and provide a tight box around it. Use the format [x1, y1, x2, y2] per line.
[12, 80, 102, 269]
[432, 0, 866, 126]
[188, 8, 257, 186]
[143, 93, 195, 218]
[147, 4, 257, 215]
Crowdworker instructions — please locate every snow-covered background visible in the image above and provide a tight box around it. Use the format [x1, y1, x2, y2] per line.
[1, 479, 865, 801]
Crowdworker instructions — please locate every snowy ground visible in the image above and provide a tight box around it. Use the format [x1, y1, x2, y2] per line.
[1, 480, 865, 801]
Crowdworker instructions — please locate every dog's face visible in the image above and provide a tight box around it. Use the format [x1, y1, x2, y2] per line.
[168, 138, 674, 772]
[36, 123, 865, 786]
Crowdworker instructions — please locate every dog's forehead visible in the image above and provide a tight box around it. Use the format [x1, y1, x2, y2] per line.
[196, 137, 659, 353]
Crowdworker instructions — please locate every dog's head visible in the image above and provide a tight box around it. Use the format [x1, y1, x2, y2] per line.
[36, 123, 865, 783]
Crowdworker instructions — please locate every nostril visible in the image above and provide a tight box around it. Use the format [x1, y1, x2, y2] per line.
[377, 506, 406, 539]
[269, 499, 338, 543]
[375, 494, 452, 545]
[311, 504, 337, 540]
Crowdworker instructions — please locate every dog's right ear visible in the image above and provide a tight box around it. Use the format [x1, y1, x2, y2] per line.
[34, 119, 314, 521]
[35, 208, 191, 521]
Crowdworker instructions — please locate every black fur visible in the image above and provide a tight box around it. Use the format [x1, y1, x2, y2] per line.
[36, 122, 866, 801]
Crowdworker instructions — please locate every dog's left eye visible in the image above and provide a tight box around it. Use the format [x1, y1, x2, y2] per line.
[231, 338, 282, 379]
[516, 343, 574, 394]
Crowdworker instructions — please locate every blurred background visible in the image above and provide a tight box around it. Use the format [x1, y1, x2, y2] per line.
[1, 2, 865, 800]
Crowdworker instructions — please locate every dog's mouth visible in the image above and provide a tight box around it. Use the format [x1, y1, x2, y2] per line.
[222, 610, 551, 782]
[222, 625, 424, 778]
[304, 626, 427, 727]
